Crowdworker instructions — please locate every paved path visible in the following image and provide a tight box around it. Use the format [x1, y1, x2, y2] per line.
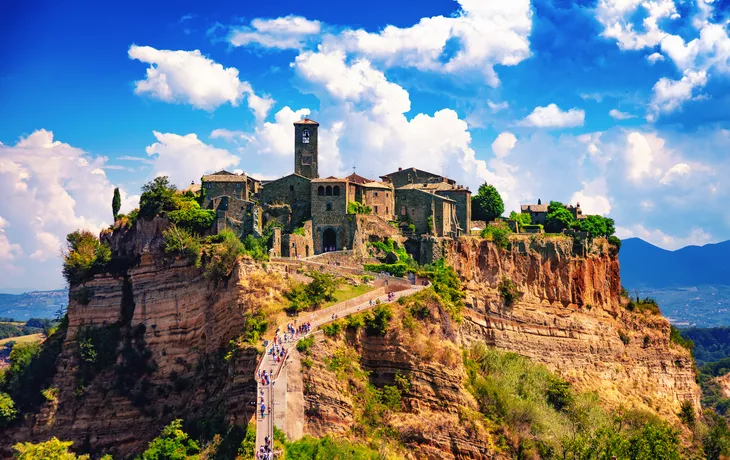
[253, 283, 425, 458]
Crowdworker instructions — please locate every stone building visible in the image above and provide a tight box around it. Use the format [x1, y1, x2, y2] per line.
[395, 185, 459, 238]
[381, 167, 470, 236]
[520, 200, 548, 225]
[260, 173, 312, 231]
[311, 177, 351, 253]
[360, 181, 394, 219]
[201, 170, 262, 237]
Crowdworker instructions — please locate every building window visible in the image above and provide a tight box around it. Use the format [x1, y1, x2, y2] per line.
[374, 206, 378, 213]
[333, 185, 340, 196]
[236, 183, 242, 189]
[318, 186, 324, 196]
[326, 185, 332, 196]
[289, 185, 294, 192]
[302, 129, 310, 144]
[386, 207, 389, 214]
[374, 192, 378, 197]
[326, 202, 332, 211]
[302, 155, 312, 165]
[400, 205, 406, 215]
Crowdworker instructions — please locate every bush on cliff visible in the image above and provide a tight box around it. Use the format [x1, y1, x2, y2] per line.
[285, 272, 336, 314]
[13, 437, 91, 460]
[204, 230, 245, 284]
[163, 225, 202, 266]
[138, 419, 201, 460]
[0, 391, 17, 427]
[62, 230, 112, 285]
[167, 206, 215, 235]
[481, 222, 512, 249]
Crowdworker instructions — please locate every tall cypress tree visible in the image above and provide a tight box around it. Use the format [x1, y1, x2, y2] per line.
[112, 187, 121, 221]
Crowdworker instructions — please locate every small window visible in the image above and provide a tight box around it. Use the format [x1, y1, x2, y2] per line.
[326, 203, 332, 211]
[333, 185, 340, 196]
[374, 206, 378, 213]
[302, 154, 312, 165]
[374, 192, 378, 197]
[236, 183, 242, 189]
[400, 205, 406, 216]
[318, 186, 324, 196]
[289, 185, 294, 192]
[302, 129, 310, 144]
[326, 185, 332, 196]
[386, 207, 389, 214]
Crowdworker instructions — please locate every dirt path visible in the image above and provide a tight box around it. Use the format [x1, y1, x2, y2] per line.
[253, 283, 425, 458]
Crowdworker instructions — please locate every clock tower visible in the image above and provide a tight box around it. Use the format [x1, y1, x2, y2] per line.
[294, 118, 319, 179]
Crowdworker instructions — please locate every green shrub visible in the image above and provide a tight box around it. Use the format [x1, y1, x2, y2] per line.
[296, 335, 315, 355]
[481, 223, 512, 249]
[670, 325, 694, 352]
[364, 305, 393, 336]
[608, 235, 622, 252]
[138, 176, 177, 220]
[417, 259, 464, 320]
[62, 231, 111, 285]
[285, 435, 380, 460]
[167, 207, 215, 234]
[347, 201, 372, 215]
[677, 400, 696, 428]
[163, 225, 202, 266]
[204, 230, 245, 284]
[498, 277, 522, 308]
[626, 296, 661, 315]
[139, 419, 200, 459]
[285, 272, 336, 314]
[382, 385, 402, 411]
[13, 437, 90, 460]
[321, 320, 344, 338]
[363, 262, 408, 277]
[292, 226, 305, 236]
[346, 313, 366, 331]
[509, 211, 531, 227]
[0, 392, 17, 427]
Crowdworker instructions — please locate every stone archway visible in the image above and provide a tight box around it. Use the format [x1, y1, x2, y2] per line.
[323, 228, 337, 252]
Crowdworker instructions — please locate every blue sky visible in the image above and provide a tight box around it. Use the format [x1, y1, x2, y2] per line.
[1, 0, 730, 291]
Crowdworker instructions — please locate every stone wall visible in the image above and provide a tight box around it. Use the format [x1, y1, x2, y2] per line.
[203, 181, 248, 205]
[282, 220, 314, 258]
[382, 168, 449, 188]
[395, 188, 454, 237]
[261, 174, 312, 231]
[311, 180, 352, 254]
[437, 189, 471, 235]
[294, 123, 318, 179]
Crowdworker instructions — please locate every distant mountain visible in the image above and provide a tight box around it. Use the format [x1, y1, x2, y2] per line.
[0, 290, 67, 321]
[620, 238, 730, 327]
[619, 237, 730, 289]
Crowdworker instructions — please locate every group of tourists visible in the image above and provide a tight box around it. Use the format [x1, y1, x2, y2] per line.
[257, 369, 271, 387]
[287, 321, 311, 336]
[256, 435, 273, 459]
[269, 342, 286, 364]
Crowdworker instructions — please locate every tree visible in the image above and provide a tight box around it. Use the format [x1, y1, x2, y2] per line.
[139, 176, 177, 219]
[545, 201, 575, 233]
[472, 183, 504, 222]
[0, 392, 17, 427]
[139, 419, 200, 460]
[112, 187, 121, 222]
[509, 211, 531, 227]
[13, 437, 90, 460]
[62, 231, 112, 285]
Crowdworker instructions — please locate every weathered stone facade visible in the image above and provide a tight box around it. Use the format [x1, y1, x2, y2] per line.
[311, 178, 352, 253]
[281, 220, 314, 258]
[380, 167, 456, 189]
[202, 170, 259, 206]
[361, 182, 394, 219]
[260, 174, 312, 231]
[395, 187, 458, 238]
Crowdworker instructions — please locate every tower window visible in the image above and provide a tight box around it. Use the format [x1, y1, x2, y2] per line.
[302, 129, 310, 144]
[333, 185, 340, 196]
[302, 155, 312, 165]
[326, 202, 332, 211]
[289, 185, 294, 191]
[326, 186, 332, 196]
[374, 206, 378, 213]
[374, 192, 378, 197]
[318, 186, 324, 196]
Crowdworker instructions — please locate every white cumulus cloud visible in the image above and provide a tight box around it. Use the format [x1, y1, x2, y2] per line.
[128, 45, 274, 118]
[145, 131, 240, 187]
[520, 104, 585, 128]
[649, 69, 708, 119]
[491, 132, 517, 158]
[609, 109, 636, 120]
[229, 16, 322, 50]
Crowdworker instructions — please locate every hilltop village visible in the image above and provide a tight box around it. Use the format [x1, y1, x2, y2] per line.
[189, 117, 590, 263]
[189, 118, 473, 262]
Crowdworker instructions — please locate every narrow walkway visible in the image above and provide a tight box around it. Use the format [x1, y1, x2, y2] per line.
[253, 282, 425, 459]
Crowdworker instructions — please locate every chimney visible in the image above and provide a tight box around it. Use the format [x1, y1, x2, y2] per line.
[538, 198, 542, 205]
[398, 167, 402, 171]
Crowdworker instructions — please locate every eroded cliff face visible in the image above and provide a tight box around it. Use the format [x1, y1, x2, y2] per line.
[1, 220, 286, 458]
[450, 236, 700, 422]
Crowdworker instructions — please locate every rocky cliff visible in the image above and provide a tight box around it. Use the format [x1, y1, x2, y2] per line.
[0, 228, 701, 458]
[1, 220, 288, 458]
[450, 235, 699, 421]
[296, 235, 700, 459]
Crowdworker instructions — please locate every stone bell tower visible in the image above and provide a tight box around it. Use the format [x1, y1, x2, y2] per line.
[294, 118, 319, 179]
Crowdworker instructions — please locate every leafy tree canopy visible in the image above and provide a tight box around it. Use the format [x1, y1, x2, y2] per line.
[509, 211, 531, 227]
[472, 183, 504, 222]
[112, 187, 121, 222]
[62, 231, 111, 285]
[13, 437, 89, 460]
[138, 419, 200, 460]
[139, 176, 178, 219]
